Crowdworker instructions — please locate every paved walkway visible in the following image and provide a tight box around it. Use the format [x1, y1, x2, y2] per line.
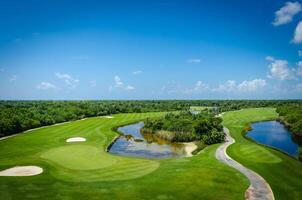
[215, 127, 275, 200]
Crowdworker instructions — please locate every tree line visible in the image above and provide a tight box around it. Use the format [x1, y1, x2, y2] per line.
[1, 100, 302, 138]
[276, 104, 302, 136]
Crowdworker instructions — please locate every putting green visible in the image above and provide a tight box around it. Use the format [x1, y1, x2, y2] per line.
[40, 145, 117, 170]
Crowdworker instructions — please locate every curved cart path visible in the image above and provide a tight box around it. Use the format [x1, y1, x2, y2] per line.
[215, 127, 274, 200]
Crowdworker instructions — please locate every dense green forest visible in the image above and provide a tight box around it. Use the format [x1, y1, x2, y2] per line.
[1, 100, 302, 138]
[276, 105, 302, 136]
[142, 112, 224, 145]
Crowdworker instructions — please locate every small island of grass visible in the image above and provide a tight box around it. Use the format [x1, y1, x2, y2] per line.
[142, 112, 225, 151]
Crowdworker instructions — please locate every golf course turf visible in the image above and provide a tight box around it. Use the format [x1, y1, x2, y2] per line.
[223, 108, 302, 200]
[0, 109, 301, 199]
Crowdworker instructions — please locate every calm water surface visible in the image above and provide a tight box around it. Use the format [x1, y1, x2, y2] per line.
[247, 121, 302, 157]
[108, 122, 188, 158]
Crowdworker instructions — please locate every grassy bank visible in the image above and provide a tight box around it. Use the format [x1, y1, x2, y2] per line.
[0, 112, 248, 200]
[223, 108, 302, 200]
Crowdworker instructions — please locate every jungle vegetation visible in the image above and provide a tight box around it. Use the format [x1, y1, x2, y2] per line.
[142, 112, 225, 144]
[1, 99, 302, 138]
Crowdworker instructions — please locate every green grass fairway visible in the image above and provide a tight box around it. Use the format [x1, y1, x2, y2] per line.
[223, 108, 302, 200]
[0, 112, 249, 200]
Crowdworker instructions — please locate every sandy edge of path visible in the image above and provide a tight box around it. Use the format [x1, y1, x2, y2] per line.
[216, 127, 275, 200]
[0, 166, 43, 176]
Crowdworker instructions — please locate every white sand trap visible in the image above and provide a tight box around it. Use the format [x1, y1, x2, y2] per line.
[0, 166, 43, 176]
[102, 116, 114, 118]
[183, 142, 198, 157]
[66, 137, 86, 143]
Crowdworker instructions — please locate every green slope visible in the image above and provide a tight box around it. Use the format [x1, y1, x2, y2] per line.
[223, 108, 302, 200]
[0, 112, 248, 200]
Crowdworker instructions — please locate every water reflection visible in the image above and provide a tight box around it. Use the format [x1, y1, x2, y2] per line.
[247, 121, 301, 157]
[108, 122, 189, 158]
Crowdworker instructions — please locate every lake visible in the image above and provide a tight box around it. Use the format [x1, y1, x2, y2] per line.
[108, 122, 192, 158]
[247, 121, 302, 157]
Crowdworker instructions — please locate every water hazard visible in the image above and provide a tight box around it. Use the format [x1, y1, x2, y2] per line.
[108, 122, 191, 158]
[247, 121, 302, 157]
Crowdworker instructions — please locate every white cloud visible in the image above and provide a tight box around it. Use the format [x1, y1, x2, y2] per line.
[55, 73, 79, 88]
[214, 79, 266, 92]
[273, 1, 302, 26]
[214, 80, 237, 92]
[132, 70, 142, 75]
[89, 80, 96, 87]
[292, 21, 302, 44]
[265, 56, 275, 61]
[187, 58, 201, 63]
[296, 61, 302, 76]
[237, 79, 266, 92]
[37, 82, 57, 90]
[111, 75, 134, 91]
[166, 81, 208, 95]
[9, 75, 17, 82]
[126, 85, 135, 90]
[267, 59, 296, 80]
[193, 81, 208, 91]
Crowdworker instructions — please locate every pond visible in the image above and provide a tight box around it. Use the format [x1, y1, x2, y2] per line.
[108, 122, 194, 158]
[247, 121, 302, 157]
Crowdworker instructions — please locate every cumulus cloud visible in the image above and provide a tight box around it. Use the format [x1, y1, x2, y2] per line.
[214, 79, 266, 92]
[187, 58, 201, 63]
[56, 73, 79, 88]
[292, 21, 302, 44]
[267, 58, 296, 80]
[89, 80, 96, 87]
[110, 75, 134, 91]
[214, 80, 237, 92]
[237, 79, 266, 92]
[37, 82, 57, 90]
[194, 81, 208, 91]
[273, 1, 302, 26]
[132, 70, 142, 75]
[9, 75, 17, 82]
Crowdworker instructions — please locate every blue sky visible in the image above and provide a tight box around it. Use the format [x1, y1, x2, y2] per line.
[1, 0, 302, 99]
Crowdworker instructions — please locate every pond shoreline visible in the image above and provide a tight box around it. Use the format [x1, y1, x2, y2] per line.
[107, 121, 198, 159]
[244, 120, 301, 160]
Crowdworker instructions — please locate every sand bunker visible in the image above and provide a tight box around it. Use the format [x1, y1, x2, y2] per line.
[183, 142, 198, 157]
[66, 137, 86, 143]
[102, 116, 114, 118]
[0, 166, 43, 176]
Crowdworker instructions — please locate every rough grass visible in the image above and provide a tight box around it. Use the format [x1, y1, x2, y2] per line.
[0, 112, 248, 200]
[223, 108, 302, 200]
